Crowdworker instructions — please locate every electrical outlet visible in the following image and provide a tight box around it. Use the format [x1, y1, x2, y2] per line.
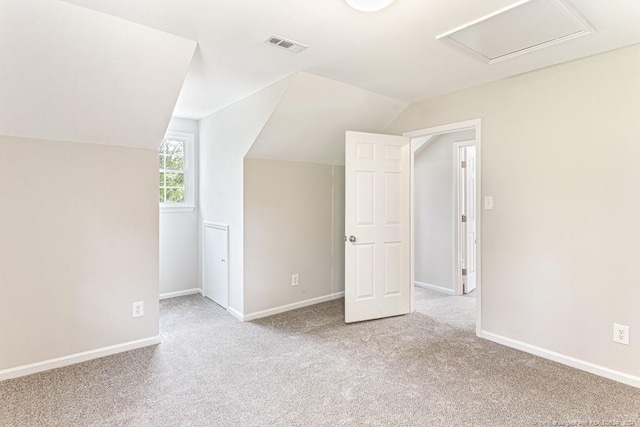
[291, 274, 299, 287]
[132, 301, 144, 318]
[613, 323, 629, 345]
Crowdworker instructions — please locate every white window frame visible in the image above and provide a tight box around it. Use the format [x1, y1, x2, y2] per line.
[159, 131, 196, 212]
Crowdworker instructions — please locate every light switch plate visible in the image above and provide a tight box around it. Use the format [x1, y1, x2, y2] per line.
[484, 196, 494, 210]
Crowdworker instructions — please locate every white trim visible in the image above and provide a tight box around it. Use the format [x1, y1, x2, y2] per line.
[0, 336, 161, 382]
[404, 119, 479, 139]
[406, 118, 482, 337]
[233, 292, 346, 322]
[159, 288, 202, 300]
[452, 142, 463, 296]
[409, 138, 416, 314]
[414, 281, 455, 296]
[481, 331, 640, 389]
[227, 306, 244, 321]
[160, 206, 196, 213]
[201, 222, 229, 309]
[453, 140, 477, 296]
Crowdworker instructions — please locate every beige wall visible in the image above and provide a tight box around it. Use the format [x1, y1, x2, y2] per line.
[388, 44, 640, 377]
[414, 131, 474, 290]
[244, 159, 345, 315]
[0, 136, 159, 370]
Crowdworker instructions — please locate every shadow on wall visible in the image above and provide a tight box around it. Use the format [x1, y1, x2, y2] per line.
[243, 158, 345, 316]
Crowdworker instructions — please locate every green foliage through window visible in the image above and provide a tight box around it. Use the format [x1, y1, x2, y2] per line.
[159, 138, 186, 203]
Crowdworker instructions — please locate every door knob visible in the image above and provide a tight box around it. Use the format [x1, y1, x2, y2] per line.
[349, 236, 357, 243]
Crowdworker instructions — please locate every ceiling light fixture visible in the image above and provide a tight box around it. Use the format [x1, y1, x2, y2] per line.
[345, 0, 394, 12]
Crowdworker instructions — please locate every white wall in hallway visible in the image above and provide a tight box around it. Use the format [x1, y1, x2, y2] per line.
[414, 130, 474, 291]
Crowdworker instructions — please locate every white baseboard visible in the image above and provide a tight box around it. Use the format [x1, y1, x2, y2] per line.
[227, 306, 244, 321]
[159, 288, 202, 300]
[231, 291, 345, 322]
[415, 281, 455, 295]
[0, 336, 161, 382]
[481, 331, 640, 389]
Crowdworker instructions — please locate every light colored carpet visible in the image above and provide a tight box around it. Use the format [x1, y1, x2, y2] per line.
[1, 288, 639, 426]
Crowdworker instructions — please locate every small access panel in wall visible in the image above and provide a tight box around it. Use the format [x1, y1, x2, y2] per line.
[202, 223, 229, 309]
[436, 0, 594, 64]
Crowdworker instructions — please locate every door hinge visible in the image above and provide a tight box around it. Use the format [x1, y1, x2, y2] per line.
[461, 160, 467, 168]
[461, 215, 467, 223]
[462, 269, 467, 276]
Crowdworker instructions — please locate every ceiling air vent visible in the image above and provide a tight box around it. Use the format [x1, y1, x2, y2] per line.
[264, 35, 308, 54]
[436, 0, 594, 64]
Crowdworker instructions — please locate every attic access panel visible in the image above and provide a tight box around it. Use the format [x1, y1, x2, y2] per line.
[436, 0, 594, 64]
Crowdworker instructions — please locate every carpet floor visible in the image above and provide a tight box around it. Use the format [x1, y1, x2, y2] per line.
[1, 288, 639, 426]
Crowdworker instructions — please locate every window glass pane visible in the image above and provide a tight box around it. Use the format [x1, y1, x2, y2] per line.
[166, 187, 185, 203]
[165, 156, 184, 171]
[165, 173, 184, 187]
[164, 139, 184, 157]
[159, 135, 190, 207]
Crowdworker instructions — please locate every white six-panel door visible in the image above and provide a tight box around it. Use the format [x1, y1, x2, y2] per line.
[345, 131, 411, 323]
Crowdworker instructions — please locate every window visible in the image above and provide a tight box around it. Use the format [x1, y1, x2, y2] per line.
[159, 131, 195, 211]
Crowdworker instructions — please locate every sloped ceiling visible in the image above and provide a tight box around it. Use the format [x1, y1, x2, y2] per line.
[0, 0, 196, 150]
[246, 72, 407, 166]
[62, 0, 640, 119]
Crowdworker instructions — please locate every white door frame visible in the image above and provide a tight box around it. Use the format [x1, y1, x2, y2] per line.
[453, 140, 477, 296]
[404, 119, 482, 337]
[201, 221, 230, 309]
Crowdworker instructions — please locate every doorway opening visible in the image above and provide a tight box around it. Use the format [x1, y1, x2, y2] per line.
[405, 119, 482, 336]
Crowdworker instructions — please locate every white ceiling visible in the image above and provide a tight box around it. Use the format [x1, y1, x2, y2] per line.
[62, 0, 640, 120]
[247, 72, 408, 165]
[0, 0, 196, 149]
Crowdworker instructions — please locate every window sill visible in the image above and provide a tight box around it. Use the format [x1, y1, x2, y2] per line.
[160, 205, 196, 213]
